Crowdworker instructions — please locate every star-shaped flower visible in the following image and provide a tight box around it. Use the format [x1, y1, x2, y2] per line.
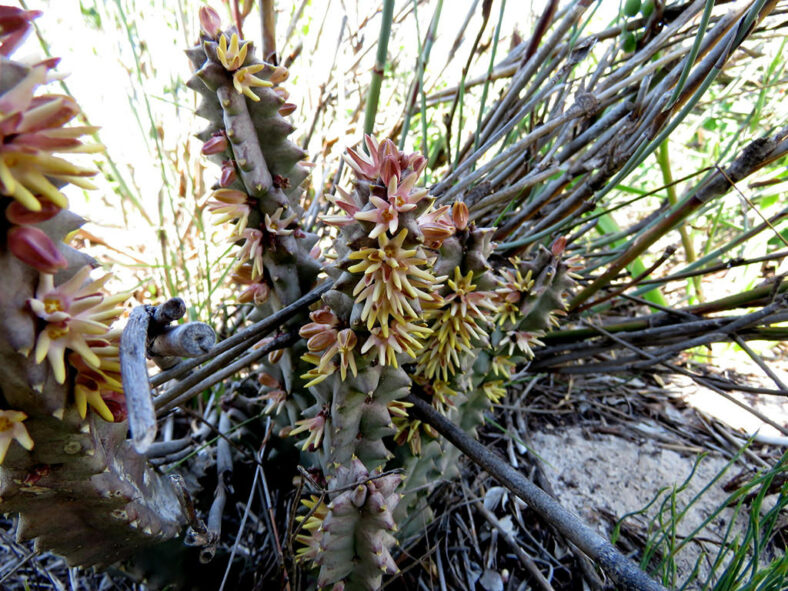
[215, 33, 248, 71]
[28, 266, 126, 385]
[232, 65, 273, 101]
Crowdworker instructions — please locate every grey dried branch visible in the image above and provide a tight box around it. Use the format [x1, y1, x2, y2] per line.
[121, 306, 158, 453]
[405, 392, 667, 591]
[149, 280, 332, 388]
[156, 331, 297, 415]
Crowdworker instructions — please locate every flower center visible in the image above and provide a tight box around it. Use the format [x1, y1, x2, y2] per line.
[44, 297, 64, 314]
[46, 322, 69, 340]
[0, 417, 12, 431]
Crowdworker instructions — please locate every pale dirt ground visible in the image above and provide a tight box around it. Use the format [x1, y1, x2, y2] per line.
[526, 354, 788, 588]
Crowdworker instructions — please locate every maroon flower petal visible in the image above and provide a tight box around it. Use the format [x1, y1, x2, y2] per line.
[6, 199, 60, 225]
[201, 134, 228, 155]
[7, 225, 67, 273]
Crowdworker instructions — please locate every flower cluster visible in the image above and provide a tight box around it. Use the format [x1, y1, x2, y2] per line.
[294, 495, 329, 564]
[416, 266, 497, 382]
[200, 8, 273, 102]
[197, 9, 302, 306]
[27, 266, 128, 420]
[493, 240, 579, 359]
[307, 136, 455, 383]
[299, 307, 358, 387]
[0, 14, 102, 273]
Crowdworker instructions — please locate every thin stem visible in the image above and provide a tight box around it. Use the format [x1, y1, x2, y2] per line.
[363, 0, 396, 138]
[657, 140, 702, 298]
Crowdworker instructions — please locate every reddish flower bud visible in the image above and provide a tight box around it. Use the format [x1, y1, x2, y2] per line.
[201, 134, 228, 155]
[198, 6, 222, 38]
[452, 201, 469, 231]
[5, 200, 60, 225]
[336, 328, 357, 351]
[102, 391, 128, 422]
[278, 103, 297, 116]
[269, 66, 289, 84]
[0, 7, 41, 56]
[380, 155, 400, 188]
[307, 329, 337, 352]
[33, 56, 60, 70]
[220, 161, 237, 186]
[258, 372, 280, 388]
[7, 225, 67, 273]
[268, 347, 284, 363]
[551, 235, 567, 256]
[22, 463, 50, 486]
[310, 307, 338, 326]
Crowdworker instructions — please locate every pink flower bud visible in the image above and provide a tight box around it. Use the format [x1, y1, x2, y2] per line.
[551, 235, 567, 256]
[379, 139, 397, 158]
[380, 155, 400, 188]
[307, 329, 337, 352]
[269, 66, 289, 84]
[452, 201, 469, 231]
[7, 225, 67, 273]
[220, 161, 237, 186]
[198, 6, 222, 38]
[5, 200, 60, 225]
[0, 7, 41, 56]
[273, 87, 289, 100]
[409, 153, 427, 176]
[258, 372, 280, 388]
[351, 484, 367, 507]
[201, 134, 228, 155]
[268, 348, 284, 363]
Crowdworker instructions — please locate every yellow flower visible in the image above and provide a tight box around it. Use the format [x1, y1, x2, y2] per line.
[360, 320, 430, 367]
[0, 66, 101, 212]
[495, 260, 535, 327]
[417, 267, 496, 381]
[348, 229, 437, 335]
[482, 380, 507, 404]
[0, 410, 34, 464]
[216, 33, 248, 71]
[295, 495, 329, 564]
[289, 412, 326, 451]
[28, 267, 126, 385]
[235, 228, 265, 280]
[206, 188, 251, 235]
[68, 331, 123, 422]
[264, 207, 297, 235]
[232, 65, 273, 102]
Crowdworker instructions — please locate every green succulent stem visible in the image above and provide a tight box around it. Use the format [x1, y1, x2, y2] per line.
[656, 140, 702, 299]
[363, 0, 396, 139]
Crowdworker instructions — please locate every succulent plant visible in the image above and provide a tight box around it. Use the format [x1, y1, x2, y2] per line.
[0, 8, 185, 566]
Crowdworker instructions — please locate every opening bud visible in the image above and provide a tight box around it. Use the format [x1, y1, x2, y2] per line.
[199, 6, 222, 38]
[452, 201, 469, 231]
